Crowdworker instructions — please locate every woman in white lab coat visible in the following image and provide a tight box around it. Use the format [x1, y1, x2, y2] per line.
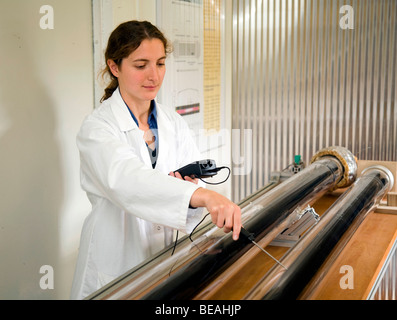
[70, 21, 241, 300]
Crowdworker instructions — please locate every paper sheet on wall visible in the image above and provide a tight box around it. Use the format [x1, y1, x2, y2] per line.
[156, 0, 204, 136]
[157, 0, 222, 136]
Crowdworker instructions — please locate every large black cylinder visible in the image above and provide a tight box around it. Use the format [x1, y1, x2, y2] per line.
[257, 166, 392, 300]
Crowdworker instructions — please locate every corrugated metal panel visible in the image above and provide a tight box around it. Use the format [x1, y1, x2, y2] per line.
[232, 0, 397, 201]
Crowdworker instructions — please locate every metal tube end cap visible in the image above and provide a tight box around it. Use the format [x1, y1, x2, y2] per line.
[311, 146, 357, 188]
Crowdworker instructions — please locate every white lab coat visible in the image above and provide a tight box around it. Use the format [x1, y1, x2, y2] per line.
[70, 88, 204, 300]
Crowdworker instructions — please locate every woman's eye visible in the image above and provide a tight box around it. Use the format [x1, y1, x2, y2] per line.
[135, 65, 145, 69]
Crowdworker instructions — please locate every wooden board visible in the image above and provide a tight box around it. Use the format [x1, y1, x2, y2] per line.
[387, 192, 397, 206]
[299, 211, 397, 300]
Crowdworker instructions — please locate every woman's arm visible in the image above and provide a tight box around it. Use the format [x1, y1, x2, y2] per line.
[190, 187, 242, 241]
[169, 171, 242, 240]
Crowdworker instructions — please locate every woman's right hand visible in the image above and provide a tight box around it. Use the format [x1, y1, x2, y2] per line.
[169, 171, 198, 184]
[189, 188, 242, 241]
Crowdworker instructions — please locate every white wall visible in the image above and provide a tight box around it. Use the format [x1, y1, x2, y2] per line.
[0, 0, 93, 299]
[0, 0, 171, 300]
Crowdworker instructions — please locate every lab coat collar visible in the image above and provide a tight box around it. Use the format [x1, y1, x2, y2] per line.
[124, 99, 158, 130]
[109, 88, 163, 134]
[107, 87, 175, 170]
[108, 88, 138, 132]
[109, 88, 157, 133]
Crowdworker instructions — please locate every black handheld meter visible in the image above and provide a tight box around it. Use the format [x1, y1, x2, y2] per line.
[174, 159, 218, 179]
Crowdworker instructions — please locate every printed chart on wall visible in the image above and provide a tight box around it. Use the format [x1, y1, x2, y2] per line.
[203, 0, 222, 132]
[157, 0, 222, 137]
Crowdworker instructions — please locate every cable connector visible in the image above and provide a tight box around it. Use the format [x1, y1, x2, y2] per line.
[240, 227, 255, 242]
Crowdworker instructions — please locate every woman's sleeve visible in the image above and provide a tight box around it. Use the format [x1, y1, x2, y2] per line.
[77, 115, 201, 232]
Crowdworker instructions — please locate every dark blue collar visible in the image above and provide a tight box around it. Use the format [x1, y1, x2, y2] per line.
[125, 100, 158, 130]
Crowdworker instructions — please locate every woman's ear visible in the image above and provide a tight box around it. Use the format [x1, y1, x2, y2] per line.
[107, 59, 119, 78]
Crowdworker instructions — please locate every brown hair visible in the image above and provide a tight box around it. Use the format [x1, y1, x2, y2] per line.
[100, 20, 172, 102]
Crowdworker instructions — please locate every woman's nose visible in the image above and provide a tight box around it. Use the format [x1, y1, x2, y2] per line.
[147, 65, 160, 82]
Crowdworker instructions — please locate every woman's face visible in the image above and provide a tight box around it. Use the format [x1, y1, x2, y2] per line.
[108, 38, 166, 108]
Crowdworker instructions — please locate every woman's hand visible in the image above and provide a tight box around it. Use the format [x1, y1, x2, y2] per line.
[189, 188, 242, 241]
[169, 171, 198, 184]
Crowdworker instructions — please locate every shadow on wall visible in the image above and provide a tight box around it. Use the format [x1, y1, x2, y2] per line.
[0, 2, 63, 299]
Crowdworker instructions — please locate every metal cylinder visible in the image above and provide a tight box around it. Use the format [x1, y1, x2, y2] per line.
[140, 147, 357, 300]
[245, 165, 393, 300]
